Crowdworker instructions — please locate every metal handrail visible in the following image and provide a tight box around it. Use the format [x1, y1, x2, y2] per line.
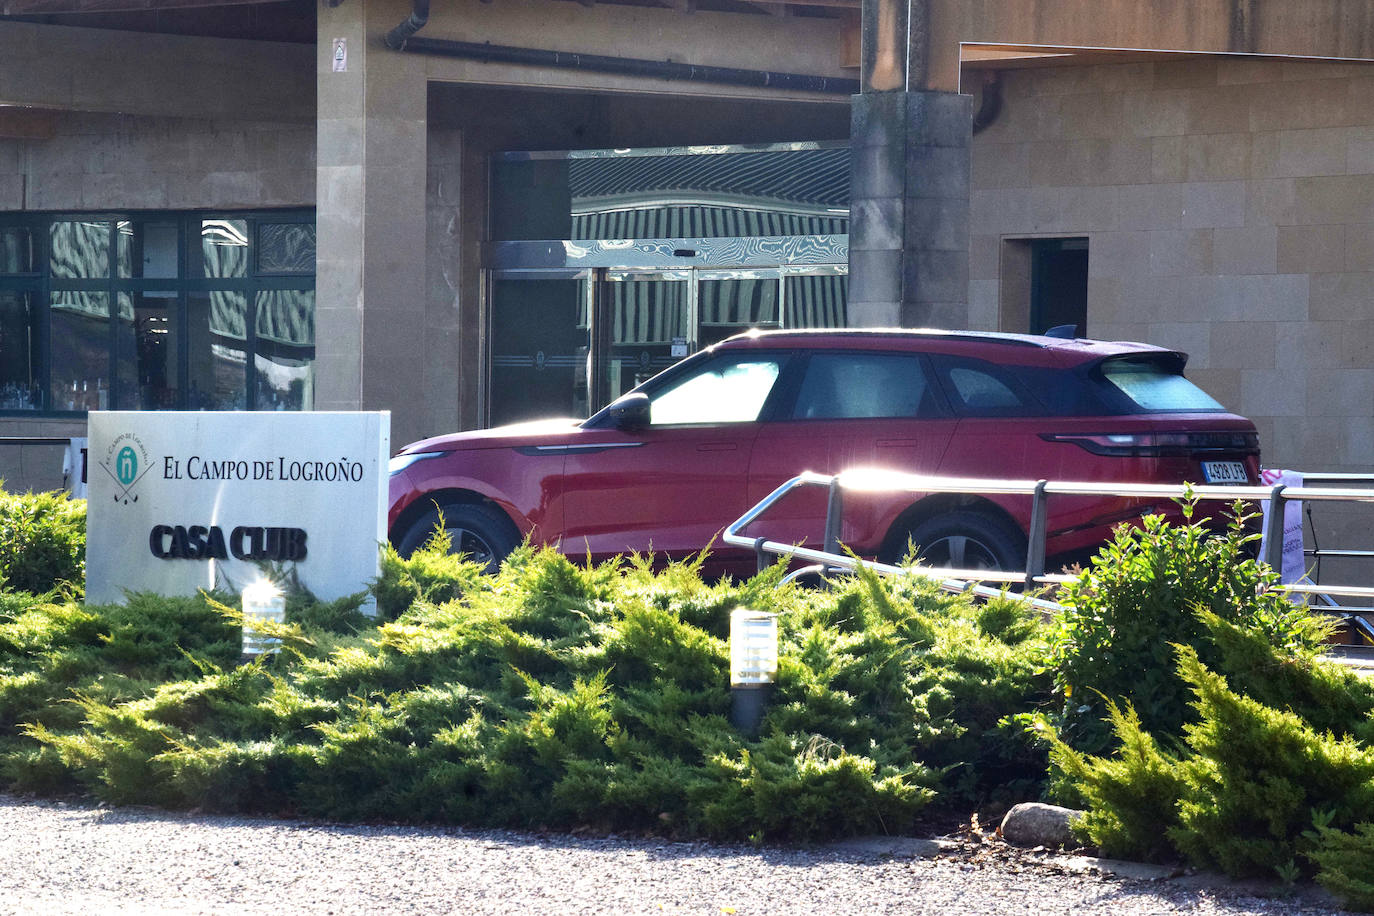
[721, 468, 1374, 608]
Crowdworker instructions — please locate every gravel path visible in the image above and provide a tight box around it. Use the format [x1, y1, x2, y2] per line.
[0, 794, 1353, 916]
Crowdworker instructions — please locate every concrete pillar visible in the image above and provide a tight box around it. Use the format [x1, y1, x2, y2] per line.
[316, 0, 428, 445]
[849, 0, 972, 329]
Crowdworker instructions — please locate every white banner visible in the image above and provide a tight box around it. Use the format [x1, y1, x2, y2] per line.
[85, 412, 389, 610]
[63, 438, 87, 499]
[1259, 468, 1306, 586]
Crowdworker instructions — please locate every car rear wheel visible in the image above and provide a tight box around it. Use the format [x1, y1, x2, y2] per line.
[890, 510, 1026, 572]
[395, 501, 520, 574]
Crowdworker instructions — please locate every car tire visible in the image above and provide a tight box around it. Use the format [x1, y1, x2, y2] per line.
[395, 501, 520, 574]
[889, 510, 1026, 571]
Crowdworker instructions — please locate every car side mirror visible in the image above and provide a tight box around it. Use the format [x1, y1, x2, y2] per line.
[608, 392, 651, 430]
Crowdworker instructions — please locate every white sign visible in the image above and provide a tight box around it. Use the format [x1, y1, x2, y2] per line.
[64, 437, 87, 499]
[85, 412, 389, 610]
[1259, 468, 1306, 587]
[332, 38, 347, 72]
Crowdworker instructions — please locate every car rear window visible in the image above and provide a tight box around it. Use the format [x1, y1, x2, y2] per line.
[1098, 357, 1224, 412]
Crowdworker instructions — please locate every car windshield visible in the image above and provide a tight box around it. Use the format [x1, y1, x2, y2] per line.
[1099, 358, 1224, 412]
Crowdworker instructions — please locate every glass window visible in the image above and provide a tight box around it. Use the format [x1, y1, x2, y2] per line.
[650, 356, 782, 425]
[0, 292, 40, 410]
[254, 290, 315, 410]
[49, 291, 111, 411]
[3, 211, 313, 415]
[793, 353, 937, 420]
[257, 224, 316, 275]
[0, 227, 35, 274]
[50, 221, 110, 278]
[930, 356, 1033, 417]
[199, 219, 249, 278]
[116, 291, 181, 409]
[188, 291, 248, 409]
[118, 220, 179, 279]
[1100, 358, 1224, 412]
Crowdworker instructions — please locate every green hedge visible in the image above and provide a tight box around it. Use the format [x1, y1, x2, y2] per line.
[0, 532, 1049, 841]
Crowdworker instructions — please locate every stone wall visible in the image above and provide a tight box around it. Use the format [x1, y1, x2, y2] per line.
[969, 55, 1374, 578]
[970, 56, 1374, 475]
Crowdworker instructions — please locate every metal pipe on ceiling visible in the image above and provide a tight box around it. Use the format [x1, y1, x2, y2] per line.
[383, 0, 859, 95]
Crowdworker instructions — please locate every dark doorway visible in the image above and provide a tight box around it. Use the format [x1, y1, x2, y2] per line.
[1029, 238, 1088, 337]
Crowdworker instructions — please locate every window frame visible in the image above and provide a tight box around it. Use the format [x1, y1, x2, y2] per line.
[0, 208, 315, 416]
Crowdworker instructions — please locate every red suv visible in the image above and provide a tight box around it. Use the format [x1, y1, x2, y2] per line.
[388, 329, 1260, 577]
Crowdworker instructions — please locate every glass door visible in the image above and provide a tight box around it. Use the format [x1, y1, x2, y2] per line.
[488, 269, 594, 426]
[603, 269, 692, 405]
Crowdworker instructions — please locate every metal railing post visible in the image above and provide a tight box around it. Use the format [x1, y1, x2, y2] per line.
[1262, 484, 1287, 573]
[823, 478, 844, 574]
[1025, 479, 1049, 590]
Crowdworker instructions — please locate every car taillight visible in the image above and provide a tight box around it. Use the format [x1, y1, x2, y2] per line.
[1041, 431, 1259, 457]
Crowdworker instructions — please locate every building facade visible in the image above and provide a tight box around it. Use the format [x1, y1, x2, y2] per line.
[3, 0, 1374, 561]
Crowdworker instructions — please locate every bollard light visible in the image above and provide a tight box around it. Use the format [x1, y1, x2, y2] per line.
[729, 608, 777, 736]
[241, 580, 285, 658]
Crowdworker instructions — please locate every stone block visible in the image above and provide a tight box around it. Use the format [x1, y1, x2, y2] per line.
[1309, 273, 1374, 322]
[1273, 128, 1350, 178]
[1183, 85, 1253, 135]
[847, 249, 902, 307]
[901, 198, 969, 252]
[1250, 79, 1351, 132]
[1277, 226, 1345, 275]
[1149, 228, 1214, 276]
[1306, 368, 1374, 416]
[1187, 367, 1241, 410]
[1087, 231, 1150, 279]
[1217, 57, 1281, 85]
[967, 278, 998, 328]
[1343, 226, 1374, 272]
[1154, 59, 1218, 90]
[1292, 175, 1374, 226]
[1346, 126, 1374, 173]
[1180, 181, 1246, 229]
[1123, 89, 1188, 137]
[848, 197, 903, 251]
[901, 299, 968, 330]
[905, 91, 971, 148]
[1245, 178, 1297, 227]
[849, 142, 904, 199]
[902, 248, 968, 305]
[1241, 367, 1307, 417]
[1115, 184, 1183, 231]
[317, 118, 365, 169]
[1209, 320, 1275, 369]
[970, 142, 1028, 190]
[1057, 92, 1124, 140]
[1212, 227, 1277, 275]
[1151, 135, 1187, 182]
[970, 189, 1030, 235]
[850, 92, 907, 150]
[1031, 138, 1152, 188]
[968, 233, 999, 280]
[1186, 132, 1252, 182]
[905, 145, 970, 200]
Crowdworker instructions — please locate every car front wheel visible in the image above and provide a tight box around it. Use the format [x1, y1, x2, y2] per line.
[394, 501, 520, 574]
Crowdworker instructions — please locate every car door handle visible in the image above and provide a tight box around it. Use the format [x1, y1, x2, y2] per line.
[697, 442, 738, 452]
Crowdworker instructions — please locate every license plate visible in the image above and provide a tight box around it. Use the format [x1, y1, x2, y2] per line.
[1202, 461, 1248, 484]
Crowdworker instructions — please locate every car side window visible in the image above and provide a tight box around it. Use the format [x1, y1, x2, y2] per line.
[931, 356, 1034, 417]
[791, 353, 939, 420]
[649, 355, 783, 425]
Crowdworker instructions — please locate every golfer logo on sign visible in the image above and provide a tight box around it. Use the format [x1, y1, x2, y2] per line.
[100, 432, 152, 505]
